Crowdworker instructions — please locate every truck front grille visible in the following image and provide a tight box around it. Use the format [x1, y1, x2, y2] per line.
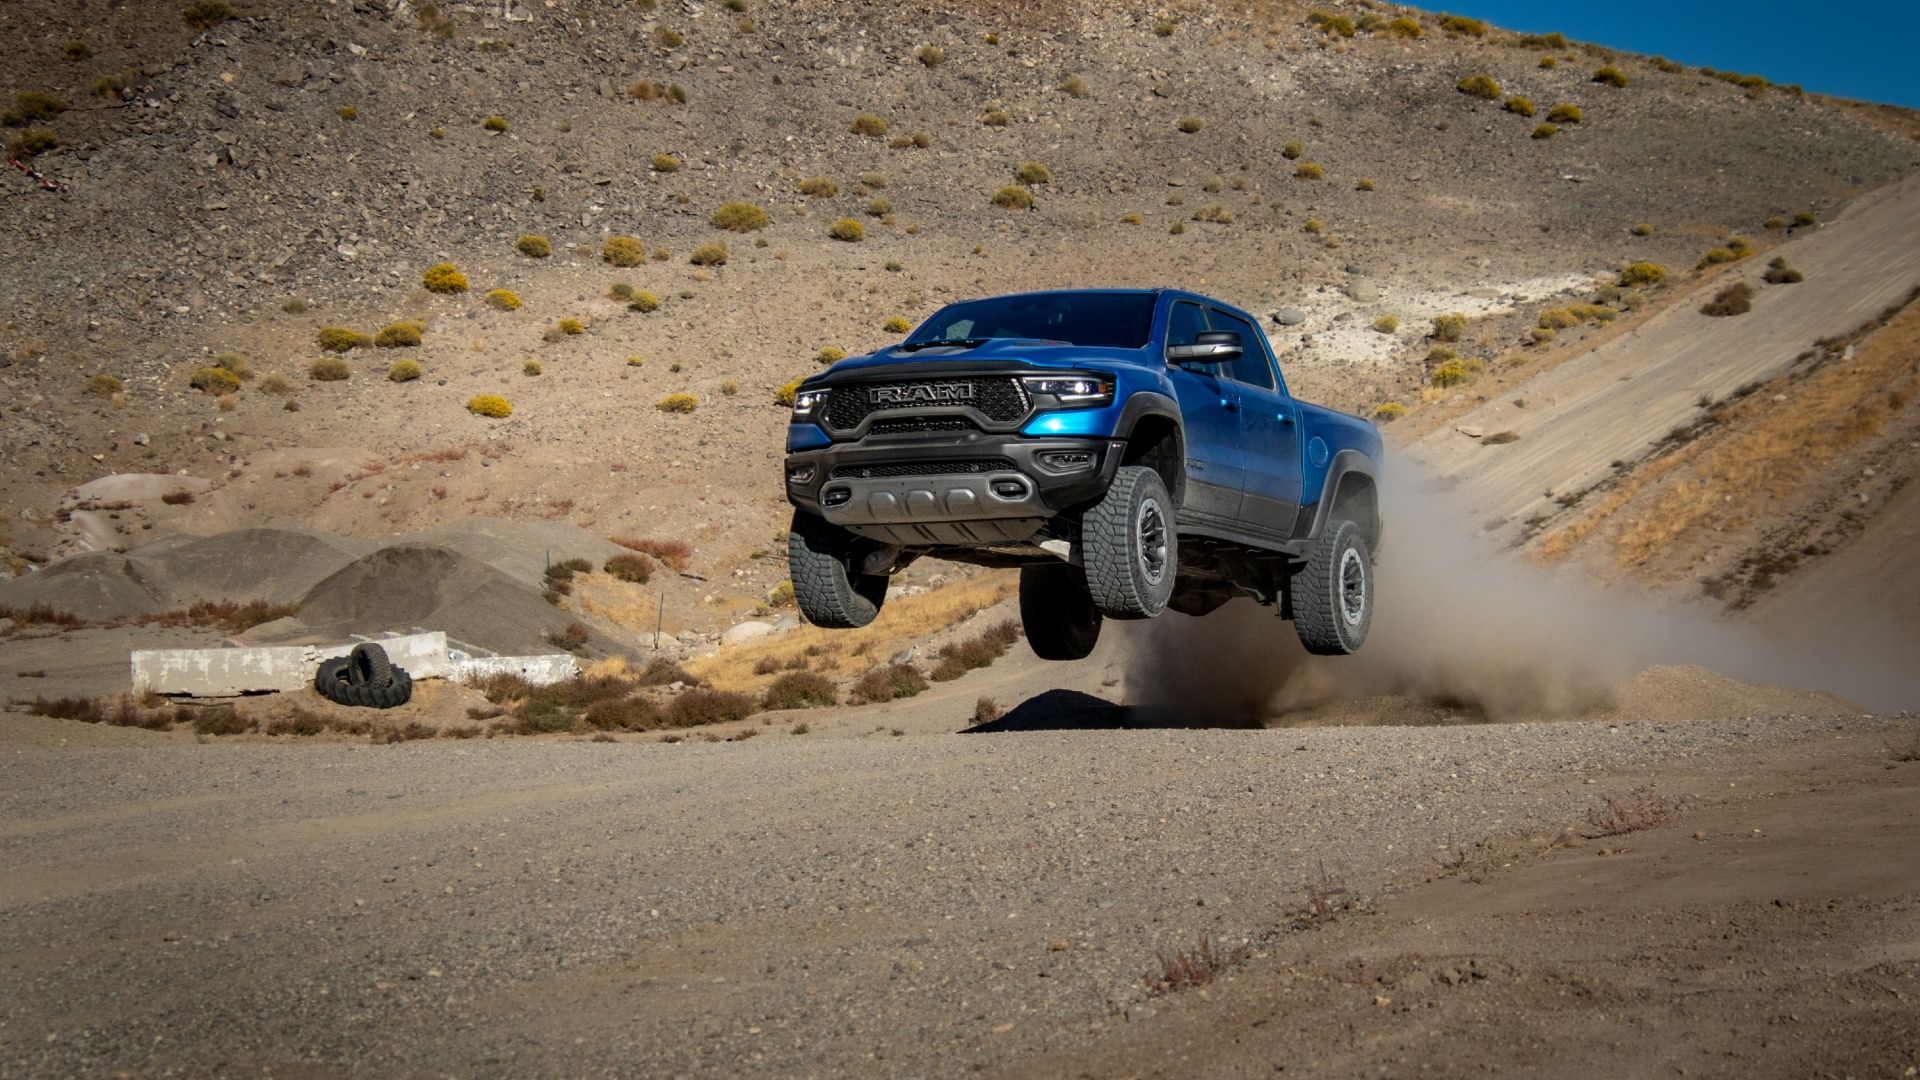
[868, 417, 977, 436]
[823, 377, 1029, 430]
[829, 458, 1017, 480]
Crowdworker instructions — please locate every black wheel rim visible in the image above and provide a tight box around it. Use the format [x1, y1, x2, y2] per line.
[1136, 499, 1168, 585]
[1339, 548, 1367, 627]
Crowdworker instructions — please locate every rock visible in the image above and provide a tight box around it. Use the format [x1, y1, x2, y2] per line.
[1457, 425, 1485, 439]
[1271, 306, 1306, 326]
[1124, 1004, 1156, 1023]
[721, 620, 775, 647]
[1345, 278, 1380, 303]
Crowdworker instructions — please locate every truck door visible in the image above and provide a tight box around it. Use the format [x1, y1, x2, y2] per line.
[1209, 307, 1304, 535]
[1163, 300, 1245, 523]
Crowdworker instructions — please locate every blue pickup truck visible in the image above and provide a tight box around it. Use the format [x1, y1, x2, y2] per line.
[783, 288, 1382, 661]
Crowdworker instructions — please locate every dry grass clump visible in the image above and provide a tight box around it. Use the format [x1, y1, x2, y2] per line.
[1303, 217, 1324, 235]
[1618, 261, 1666, 286]
[1294, 162, 1325, 180]
[603, 236, 646, 267]
[1059, 74, 1088, 97]
[1592, 65, 1629, 88]
[375, 320, 425, 348]
[628, 290, 662, 313]
[1143, 935, 1247, 996]
[816, 345, 847, 365]
[603, 553, 653, 584]
[482, 114, 509, 132]
[1176, 116, 1205, 133]
[689, 241, 728, 266]
[555, 317, 585, 335]
[828, 218, 865, 241]
[1431, 357, 1487, 387]
[466, 394, 512, 418]
[651, 153, 680, 172]
[258, 372, 292, 393]
[1457, 74, 1501, 100]
[992, 186, 1033, 210]
[422, 262, 469, 293]
[1584, 788, 1673, 836]
[1546, 102, 1583, 124]
[850, 663, 928, 705]
[865, 197, 892, 217]
[611, 536, 692, 572]
[1701, 282, 1755, 317]
[711, 201, 770, 232]
[1763, 256, 1803, 284]
[182, 1, 236, 30]
[1386, 16, 1423, 37]
[762, 671, 837, 710]
[930, 620, 1019, 681]
[1439, 13, 1486, 36]
[1306, 10, 1355, 36]
[317, 327, 372, 352]
[516, 234, 551, 258]
[522, 359, 543, 376]
[1371, 315, 1399, 334]
[656, 392, 699, 413]
[883, 316, 913, 333]
[308, 356, 351, 382]
[916, 44, 945, 66]
[87, 373, 122, 395]
[797, 176, 838, 198]
[775, 378, 803, 406]
[1631, 222, 1654, 236]
[485, 287, 523, 311]
[850, 112, 888, 137]
[5, 91, 67, 125]
[1503, 95, 1535, 117]
[1430, 313, 1468, 341]
[1373, 402, 1407, 421]
[338, 105, 359, 121]
[666, 689, 758, 728]
[1282, 140, 1304, 160]
[190, 367, 241, 395]
[388, 359, 422, 382]
[7, 128, 61, 158]
[1016, 161, 1052, 185]
[1191, 204, 1234, 224]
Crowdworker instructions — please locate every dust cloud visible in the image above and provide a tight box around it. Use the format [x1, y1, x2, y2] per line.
[1122, 464, 1920, 724]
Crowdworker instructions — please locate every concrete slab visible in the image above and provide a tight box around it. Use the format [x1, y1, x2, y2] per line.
[449, 655, 581, 686]
[132, 632, 452, 695]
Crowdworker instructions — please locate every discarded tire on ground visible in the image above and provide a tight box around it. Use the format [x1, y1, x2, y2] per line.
[347, 642, 394, 688]
[314, 656, 414, 709]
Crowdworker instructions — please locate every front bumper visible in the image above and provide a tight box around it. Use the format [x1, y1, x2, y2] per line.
[785, 433, 1124, 545]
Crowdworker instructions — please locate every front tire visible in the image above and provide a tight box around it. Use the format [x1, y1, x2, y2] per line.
[1291, 518, 1372, 655]
[1081, 465, 1177, 619]
[788, 509, 889, 629]
[1020, 562, 1103, 661]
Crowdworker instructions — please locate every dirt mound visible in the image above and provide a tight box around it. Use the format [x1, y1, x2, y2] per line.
[293, 543, 603, 656]
[123, 528, 370, 606]
[408, 518, 629, 592]
[0, 551, 165, 621]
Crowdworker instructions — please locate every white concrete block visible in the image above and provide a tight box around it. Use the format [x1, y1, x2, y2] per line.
[132, 632, 451, 695]
[450, 654, 580, 686]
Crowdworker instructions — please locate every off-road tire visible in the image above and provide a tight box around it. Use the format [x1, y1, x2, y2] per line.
[788, 508, 889, 629]
[316, 657, 415, 708]
[1291, 518, 1372, 655]
[1081, 465, 1177, 619]
[1020, 562, 1103, 661]
[348, 642, 394, 687]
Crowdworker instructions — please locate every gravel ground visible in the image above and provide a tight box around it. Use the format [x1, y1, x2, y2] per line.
[1, 707, 1908, 1077]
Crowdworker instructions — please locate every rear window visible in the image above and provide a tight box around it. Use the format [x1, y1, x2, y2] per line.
[907, 292, 1157, 349]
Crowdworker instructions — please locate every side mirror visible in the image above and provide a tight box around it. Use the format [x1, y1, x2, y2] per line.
[1167, 330, 1243, 364]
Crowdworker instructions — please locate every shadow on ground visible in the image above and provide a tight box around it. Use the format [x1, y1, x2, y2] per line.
[961, 689, 1267, 733]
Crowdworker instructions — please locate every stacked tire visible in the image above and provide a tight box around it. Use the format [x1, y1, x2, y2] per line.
[315, 643, 414, 708]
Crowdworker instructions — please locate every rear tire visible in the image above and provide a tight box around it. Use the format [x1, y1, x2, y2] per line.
[1291, 518, 1372, 655]
[1081, 465, 1177, 619]
[1020, 562, 1103, 661]
[788, 509, 889, 629]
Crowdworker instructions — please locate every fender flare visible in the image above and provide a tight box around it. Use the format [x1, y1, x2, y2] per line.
[1301, 450, 1380, 546]
[1111, 392, 1185, 505]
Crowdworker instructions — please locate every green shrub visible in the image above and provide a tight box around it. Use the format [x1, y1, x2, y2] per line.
[1701, 282, 1754, 317]
[656, 392, 698, 413]
[604, 553, 654, 584]
[1504, 95, 1535, 117]
[628, 291, 662, 313]
[1439, 13, 1486, 36]
[797, 176, 838, 198]
[182, 1, 236, 30]
[1546, 103, 1583, 124]
[5, 91, 67, 125]
[517, 234, 551, 258]
[422, 262, 468, 293]
[849, 663, 928, 705]
[1592, 66, 1629, 88]
[1457, 74, 1501, 100]
[850, 112, 888, 137]
[1371, 315, 1399, 334]
[189, 367, 240, 395]
[1431, 313, 1468, 341]
[87, 373, 121, 395]
[991, 186, 1033, 210]
[865, 197, 892, 217]
[1294, 162, 1324, 179]
[466, 394, 511, 418]
[317, 327, 371, 352]
[603, 236, 645, 266]
[651, 153, 680, 172]
[1387, 16, 1423, 37]
[828, 218, 865, 241]
[485, 288, 523, 311]
[1016, 161, 1052, 184]
[1307, 10, 1356, 36]
[482, 114, 509, 132]
[1176, 115, 1204, 133]
[815, 346, 846, 365]
[916, 44, 944, 66]
[1618, 261, 1667, 286]
[1531, 123, 1557, 139]
[1374, 402, 1407, 421]
[5, 129, 59, 158]
[375, 320, 425, 348]
[762, 671, 836, 710]
[710, 201, 771, 232]
[388, 359, 422, 382]
[308, 357, 351, 382]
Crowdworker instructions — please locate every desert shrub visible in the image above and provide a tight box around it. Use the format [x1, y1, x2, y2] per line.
[662, 688, 756, 727]
[1793, 211, 1817, 227]
[652, 25, 685, 47]
[1547, 103, 1583, 124]
[64, 40, 93, 61]
[5, 129, 60, 158]
[189, 367, 241, 395]
[815, 346, 847, 365]
[182, 1, 236, 30]
[1281, 140, 1304, 160]
[466, 394, 512, 418]
[850, 112, 888, 137]
[208, 352, 252, 381]
[609, 282, 636, 300]
[982, 108, 1011, 127]
[1702, 282, 1754, 317]
[485, 288, 523, 311]
[865, 197, 892, 217]
[1176, 116, 1204, 133]
[1121, 212, 1143, 224]
[258, 372, 291, 394]
[1538, 308, 1580, 330]
[718, 379, 740, 397]
[523, 360, 543, 376]
[1431, 357, 1486, 387]
[627, 291, 662, 313]
[87, 373, 121, 395]
[1439, 13, 1486, 36]
[603, 236, 646, 266]
[338, 105, 359, 121]
[5, 91, 67, 125]
[375, 321, 424, 348]
[931, 620, 1019, 682]
[992, 186, 1033, 210]
[602, 552, 654, 584]
[829, 218, 865, 242]
[1763, 257, 1803, 284]
[1727, 235, 1754, 256]
[1457, 74, 1501, 100]
[656, 392, 698, 413]
[1531, 327, 1556, 343]
[689, 242, 728, 266]
[850, 664, 928, 705]
[1191, 204, 1234, 224]
[1059, 74, 1088, 96]
[1504, 95, 1535, 117]
[191, 706, 252, 736]
[1515, 31, 1570, 48]
[1430, 313, 1468, 341]
[1374, 402, 1407, 421]
[1307, 10, 1355, 37]
[1631, 222, 1654, 236]
[762, 671, 837, 710]
[1371, 315, 1399, 334]
[1169, 222, 1186, 235]
[1303, 218, 1324, 235]
[307, 356, 350, 381]
[710, 201, 770, 232]
[516, 234, 551, 258]
[651, 153, 680, 172]
[582, 696, 663, 731]
[387, 359, 422, 382]
[1539, 56, 1558, 69]
[482, 114, 509, 131]
[556, 317, 585, 335]
[1356, 177, 1376, 192]
[1386, 16, 1423, 37]
[1016, 161, 1052, 185]
[1153, 19, 1176, 35]
[1618, 261, 1667, 287]
[883, 316, 913, 334]
[1696, 247, 1741, 269]
[916, 44, 945, 66]
[1592, 66, 1629, 88]
[797, 176, 838, 197]
[1294, 162, 1324, 179]
[774, 378, 803, 406]
[422, 262, 469, 294]
[1763, 215, 1787, 230]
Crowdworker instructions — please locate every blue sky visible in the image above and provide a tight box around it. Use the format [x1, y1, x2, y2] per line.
[1441, 0, 1919, 109]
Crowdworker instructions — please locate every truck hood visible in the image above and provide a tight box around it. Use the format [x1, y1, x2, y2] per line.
[821, 338, 1154, 378]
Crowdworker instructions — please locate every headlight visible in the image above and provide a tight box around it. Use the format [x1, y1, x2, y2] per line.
[1022, 375, 1113, 406]
[791, 388, 829, 421]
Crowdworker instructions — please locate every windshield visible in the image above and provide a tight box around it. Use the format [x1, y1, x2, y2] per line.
[904, 292, 1157, 349]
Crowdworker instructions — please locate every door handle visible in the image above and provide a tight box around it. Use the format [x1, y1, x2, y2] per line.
[1278, 412, 1295, 425]
[1221, 399, 1239, 412]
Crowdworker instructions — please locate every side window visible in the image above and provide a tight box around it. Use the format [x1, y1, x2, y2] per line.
[1210, 309, 1276, 391]
[1166, 301, 1208, 349]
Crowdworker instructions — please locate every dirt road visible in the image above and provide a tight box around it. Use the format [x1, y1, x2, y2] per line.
[3, 691, 1913, 1077]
